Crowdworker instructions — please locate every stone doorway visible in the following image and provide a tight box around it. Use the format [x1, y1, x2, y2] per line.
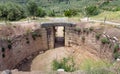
[54, 26, 65, 48]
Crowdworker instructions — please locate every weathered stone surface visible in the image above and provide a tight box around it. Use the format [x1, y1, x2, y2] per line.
[1, 70, 11, 74]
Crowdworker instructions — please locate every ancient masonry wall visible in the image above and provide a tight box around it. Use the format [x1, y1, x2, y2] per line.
[0, 29, 48, 70]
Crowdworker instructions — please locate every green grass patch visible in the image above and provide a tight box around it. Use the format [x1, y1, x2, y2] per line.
[91, 11, 120, 21]
[80, 59, 114, 74]
[52, 57, 76, 72]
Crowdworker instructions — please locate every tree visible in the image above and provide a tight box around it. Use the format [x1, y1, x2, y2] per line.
[85, 5, 99, 16]
[64, 9, 77, 17]
[48, 10, 55, 17]
[36, 7, 46, 17]
[27, 1, 38, 16]
[7, 3, 26, 21]
[0, 2, 26, 21]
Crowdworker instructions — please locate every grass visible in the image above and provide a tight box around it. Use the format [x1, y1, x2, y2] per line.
[52, 57, 76, 72]
[79, 59, 114, 74]
[91, 11, 120, 22]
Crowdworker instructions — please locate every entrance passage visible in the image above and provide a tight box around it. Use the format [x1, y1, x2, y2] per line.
[55, 26, 65, 48]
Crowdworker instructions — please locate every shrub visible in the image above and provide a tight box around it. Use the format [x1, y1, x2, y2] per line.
[114, 44, 119, 53]
[83, 28, 87, 33]
[64, 9, 77, 17]
[85, 5, 99, 16]
[52, 57, 76, 72]
[95, 33, 101, 40]
[27, 1, 38, 16]
[36, 7, 46, 17]
[32, 32, 41, 40]
[114, 52, 120, 60]
[48, 10, 55, 17]
[89, 27, 94, 32]
[74, 27, 81, 34]
[0, 2, 26, 21]
[101, 38, 110, 44]
[1, 47, 5, 52]
[74, 27, 81, 31]
[8, 44, 12, 49]
[82, 36, 85, 43]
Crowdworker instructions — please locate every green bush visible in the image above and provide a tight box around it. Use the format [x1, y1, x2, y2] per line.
[52, 57, 76, 72]
[82, 36, 85, 43]
[1, 47, 5, 52]
[83, 28, 87, 33]
[32, 32, 41, 40]
[64, 9, 77, 17]
[27, 1, 38, 16]
[8, 44, 12, 49]
[85, 5, 99, 16]
[48, 10, 55, 17]
[74, 27, 81, 33]
[101, 38, 110, 44]
[2, 2, 26, 21]
[36, 7, 46, 17]
[114, 44, 119, 53]
[114, 52, 120, 60]
[95, 33, 101, 40]
[89, 27, 94, 32]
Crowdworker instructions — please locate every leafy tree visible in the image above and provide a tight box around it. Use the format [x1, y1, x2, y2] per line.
[27, 1, 38, 16]
[36, 7, 46, 17]
[27, 1, 46, 18]
[64, 9, 77, 17]
[85, 5, 99, 16]
[0, 2, 26, 21]
[6, 3, 26, 21]
[0, 4, 8, 20]
[48, 10, 55, 17]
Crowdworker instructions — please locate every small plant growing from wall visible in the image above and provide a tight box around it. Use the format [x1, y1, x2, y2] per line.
[75, 27, 81, 32]
[101, 38, 110, 44]
[83, 28, 86, 33]
[32, 32, 37, 40]
[1, 47, 5, 52]
[74, 27, 81, 35]
[114, 52, 120, 60]
[95, 33, 101, 40]
[113, 44, 120, 59]
[8, 44, 12, 49]
[32, 32, 41, 40]
[6, 38, 12, 49]
[114, 44, 119, 53]
[82, 36, 85, 43]
[89, 27, 94, 32]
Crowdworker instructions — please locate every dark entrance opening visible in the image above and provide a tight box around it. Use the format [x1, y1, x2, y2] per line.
[54, 26, 65, 48]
